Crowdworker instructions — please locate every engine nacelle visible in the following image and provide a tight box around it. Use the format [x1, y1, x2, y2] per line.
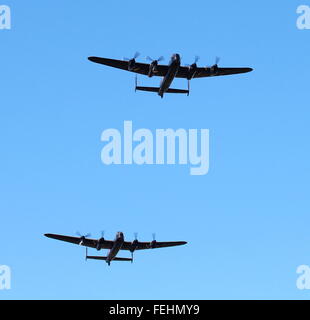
[150, 240, 157, 249]
[128, 59, 136, 71]
[79, 236, 86, 246]
[148, 61, 158, 77]
[96, 237, 105, 251]
[187, 63, 197, 80]
[210, 64, 219, 75]
[130, 239, 139, 252]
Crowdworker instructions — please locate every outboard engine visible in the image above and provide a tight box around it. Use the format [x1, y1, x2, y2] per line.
[76, 232, 91, 246]
[124, 52, 140, 71]
[150, 233, 157, 249]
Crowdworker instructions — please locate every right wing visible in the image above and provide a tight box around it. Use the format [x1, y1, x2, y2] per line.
[44, 234, 114, 250]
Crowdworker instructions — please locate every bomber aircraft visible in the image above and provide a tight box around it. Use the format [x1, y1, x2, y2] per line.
[45, 232, 187, 266]
[88, 52, 253, 98]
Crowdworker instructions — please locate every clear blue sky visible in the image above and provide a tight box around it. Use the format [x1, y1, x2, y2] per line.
[0, 0, 310, 300]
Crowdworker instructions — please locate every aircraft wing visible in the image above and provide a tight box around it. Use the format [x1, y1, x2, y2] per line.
[44, 234, 114, 249]
[176, 66, 253, 78]
[88, 57, 168, 77]
[88, 57, 253, 79]
[121, 241, 187, 251]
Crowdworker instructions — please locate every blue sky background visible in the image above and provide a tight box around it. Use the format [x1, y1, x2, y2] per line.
[0, 0, 309, 299]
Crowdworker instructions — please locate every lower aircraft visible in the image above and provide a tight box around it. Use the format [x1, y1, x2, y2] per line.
[45, 232, 187, 266]
[88, 52, 253, 98]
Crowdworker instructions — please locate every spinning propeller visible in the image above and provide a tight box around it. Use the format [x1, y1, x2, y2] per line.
[76, 231, 91, 245]
[207, 57, 221, 74]
[96, 231, 105, 251]
[146, 56, 164, 77]
[146, 56, 164, 63]
[124, 52, 140, 71]
[124, 51, 140, 61]
[186, 55, 200, 68]
[186, 56, 200, 80]
[130, 232, 139, 262]
[150, 233, 157, 249]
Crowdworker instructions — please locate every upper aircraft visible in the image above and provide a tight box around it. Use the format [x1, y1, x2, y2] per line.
[45, 232, 187, 266]
[88, 52, 253, 98]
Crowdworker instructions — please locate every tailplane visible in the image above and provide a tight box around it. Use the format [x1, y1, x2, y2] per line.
[135, 86, 159, 93]
[135, 86, 189, 95]
[86, 256, 133, 262]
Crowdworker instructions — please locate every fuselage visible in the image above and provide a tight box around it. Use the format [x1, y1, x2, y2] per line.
[158, 53, 181, 98]
[106, 232, 124, 265]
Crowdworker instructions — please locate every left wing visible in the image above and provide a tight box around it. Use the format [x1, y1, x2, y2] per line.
[176, 66, 253, 78]
[44, 234, 114, 250]
[121, 241, 187, 251]
[88, 57, 168, 77]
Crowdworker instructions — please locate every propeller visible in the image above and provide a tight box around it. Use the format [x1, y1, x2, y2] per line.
[207, 57, 221, 69]
[96, 231, 105, 251]
[146, 56, 164, 63]
[150, 233, 157, 249]
[193, 55, 200, 65]
[76, 231, 91, 245]
[206, 57, 221, 67]
[185, 56, 200, 81]
[185, 56, 200, 67]
[131, 232, 139, 262]
[146, 56, 164, 77]
[211, 57, 220, 74]
[76, 231, 91, 238]
[131, 232, 139, 247]
[124, 52, 140, 71]
[124, 52, 140, 61]
[207, 57, 221, 74]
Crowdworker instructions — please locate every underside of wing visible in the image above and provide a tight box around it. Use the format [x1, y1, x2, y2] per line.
[176, 66, 253, 78]
[195, 67, 253, 78]
[44, 234, 114, 250]
[88, 57, 168, 77]
[121, 241, 187, 251]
